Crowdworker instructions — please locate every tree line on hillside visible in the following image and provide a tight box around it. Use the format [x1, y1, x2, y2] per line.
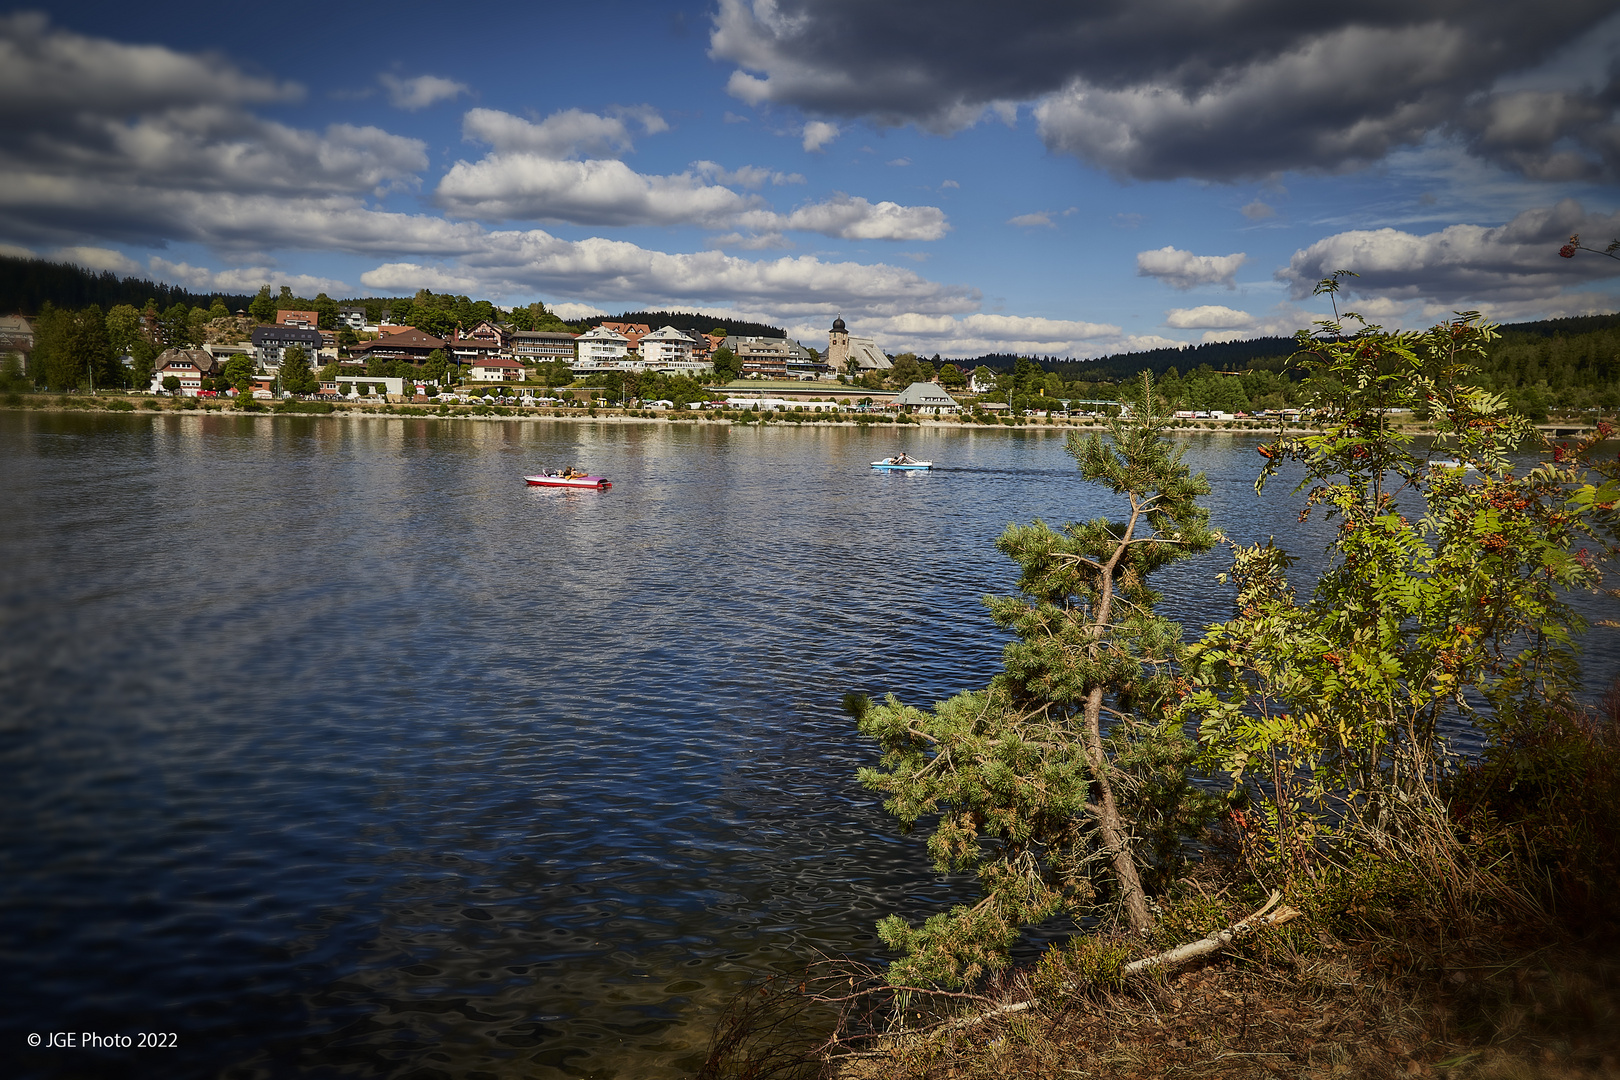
[1, 256, 252, 316]
[609, 310, 785, 339]
[966, 312, 1620, 420]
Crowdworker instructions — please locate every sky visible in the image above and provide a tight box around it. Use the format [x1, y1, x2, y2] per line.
[1, 0, 1618, 360]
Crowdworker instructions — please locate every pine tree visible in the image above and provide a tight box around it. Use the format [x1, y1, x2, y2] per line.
[857, 374, 1217, 987]
[279, 346, 316, 396]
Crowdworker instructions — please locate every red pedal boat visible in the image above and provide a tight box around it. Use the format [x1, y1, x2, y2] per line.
[524, 472, 611, 489]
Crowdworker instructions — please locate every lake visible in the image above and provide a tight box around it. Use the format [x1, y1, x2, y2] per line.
[3, 410, 1614, 1078]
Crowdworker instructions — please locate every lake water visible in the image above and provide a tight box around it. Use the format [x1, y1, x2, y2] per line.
[3, 411, 1615, 1079]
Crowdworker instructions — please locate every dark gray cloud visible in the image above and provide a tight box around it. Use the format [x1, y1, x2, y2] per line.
[0, 14, 426, 249]
[1454, 80, 1620, 181]
[710, 0, 1620, 180]
[1277, 199, 1620, 305]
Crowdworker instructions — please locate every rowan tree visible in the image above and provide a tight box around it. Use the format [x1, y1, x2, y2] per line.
[1183, 276, 1620, 876]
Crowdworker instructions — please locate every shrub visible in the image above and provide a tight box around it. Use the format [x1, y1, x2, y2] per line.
[279, 400, 334, 414]
[1182, 282, 1616, 904]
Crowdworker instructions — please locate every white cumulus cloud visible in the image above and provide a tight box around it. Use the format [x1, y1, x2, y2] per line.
[1164, 305, 1255, 329]
[51, 245, 144, 275]
[802, 120, 840, 152]
[148, 257, 350, 296]
[780, 195, 947, 241]
[379, 73, 469, 111]
[1008, 211, 1055, 228]
[1137, 247, 1248, 289]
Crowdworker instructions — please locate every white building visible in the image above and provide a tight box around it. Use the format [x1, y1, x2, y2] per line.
[893, 381, 962, 414]
[335, 375, 405, 397]
[574, 325, 629, 368]
[469, 357, 527, 382]
[640, 325, 697, 366]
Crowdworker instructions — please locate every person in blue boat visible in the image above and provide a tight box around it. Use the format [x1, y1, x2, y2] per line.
[891, 451, 914, 465]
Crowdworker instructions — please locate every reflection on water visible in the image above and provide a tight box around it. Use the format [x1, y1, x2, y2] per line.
[3, 412, 1615, 1078]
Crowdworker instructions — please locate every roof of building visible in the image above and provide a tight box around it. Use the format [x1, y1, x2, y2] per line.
[351, 327, 447, 351]
[894, 381, 960, 408]
[846, 337, 892, 370]
[643, 325, 697, 343]
[251, 325, 323, 345]
[154, 347, 222, 374]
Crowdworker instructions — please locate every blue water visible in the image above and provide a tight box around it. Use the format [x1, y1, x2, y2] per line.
[2, 411, 1614, 1078]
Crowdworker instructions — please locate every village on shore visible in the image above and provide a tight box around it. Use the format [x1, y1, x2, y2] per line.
[1, 300, 1315, 429]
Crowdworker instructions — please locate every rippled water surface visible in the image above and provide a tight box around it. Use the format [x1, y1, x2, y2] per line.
[4, 411, 1616, 1078]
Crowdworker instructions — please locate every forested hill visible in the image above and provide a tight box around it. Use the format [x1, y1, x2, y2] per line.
[0, 256, 790, 340]
[1, 255, 252, 315]
[595, 310, 784, 339]
[1060, 337, 1297, 380]
[972, 312, 1620, 387]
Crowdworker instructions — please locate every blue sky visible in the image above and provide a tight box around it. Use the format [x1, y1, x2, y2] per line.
[2, 0, 1618, 359]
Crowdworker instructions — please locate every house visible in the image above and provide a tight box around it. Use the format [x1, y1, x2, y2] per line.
[150, 347, 223, 395]
[469, 356, 526, 382]
[276, 309, 320, 329]
[827, 316, 892, 372]
[450, 320, 510, 364]
[336, 306, 367, 331]
[511, 330, 577, 365]
[893, 381, 962, 415]
[597, 321, 651, 352]
[349, 327, 448, 364]
[0, 314, 34, 372]
[251, 325, 322, 370]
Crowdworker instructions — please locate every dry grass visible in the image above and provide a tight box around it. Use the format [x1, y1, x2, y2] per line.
[701, 874, 1620, 1080]
[816, 921, 1620, 1080]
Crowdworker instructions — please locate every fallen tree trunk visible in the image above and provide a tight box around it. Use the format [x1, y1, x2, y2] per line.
[1124, 890, 1301, 975]
[937, 892, 1303, 1032]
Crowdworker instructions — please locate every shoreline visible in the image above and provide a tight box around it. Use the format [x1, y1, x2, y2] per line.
[2, 396, 1598, 439]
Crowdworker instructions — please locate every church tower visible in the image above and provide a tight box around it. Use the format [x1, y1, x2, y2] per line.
[827, 315, 849, 372]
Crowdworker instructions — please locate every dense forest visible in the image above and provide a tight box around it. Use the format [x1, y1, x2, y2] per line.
[0, 256, 252, 315]
[600, 310, 784, 339]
